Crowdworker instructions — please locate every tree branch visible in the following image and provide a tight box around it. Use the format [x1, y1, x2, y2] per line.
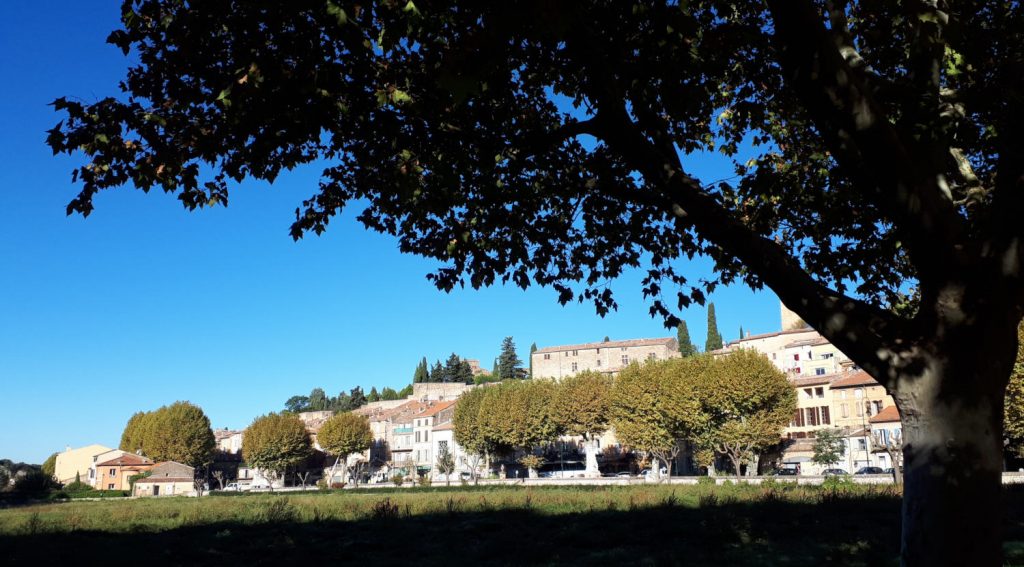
[591, 100, 901, 381]
[767, 0, 968, 278]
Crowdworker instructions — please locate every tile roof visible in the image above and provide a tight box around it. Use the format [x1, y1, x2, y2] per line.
[725, 328, 818, 347]
[96, 454, 153, 467]
[830, 371, 881, 389]
[782, 336, 832, 349]
[869, 405, 901, 423]
[420, 400, 456, 417]
[789, 372, 849, 387]
[534, 337, 675, 354]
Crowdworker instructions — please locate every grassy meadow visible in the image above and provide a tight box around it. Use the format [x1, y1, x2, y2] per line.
[2, 483, 1023, 565]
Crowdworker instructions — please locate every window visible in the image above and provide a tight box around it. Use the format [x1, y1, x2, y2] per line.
[841, 403, 849, 418]
[543, 354, 551, 360]
[110, 468, 117, 476]
[815, 368, 826, 376]
[571, 362, 578, 371]
[572, 350, 578, 356]
[793, 354, 800, 361]
[857, 439, 867, 450]
[792, 410, 805, 427]
[596, 348, 601, 354]
[647, 353, 656, 361]
[840, 390, 847, 399]
[823, 353, 834, 359]
[873, 401, 883, 414]
[621, 355, 629, 365]
[439, 440, 448, 453]
[621, 347, 627, 351]
[856, 403, 864, 417]
[415, 431, 420, 443]
[821, 406, 831, 425]
[772, 353, 777, 360]
[596, 359, 602, 367]
[108, 484, 114, 490]
[803, 388, 813, 399]
[565, 351, 570, 357]
[424, 431, 428, 442]
[865, 402, 873, 417]
[815, 387, 824, 398]
[806, 407, 818, 426]
[855, 389, 864, 398]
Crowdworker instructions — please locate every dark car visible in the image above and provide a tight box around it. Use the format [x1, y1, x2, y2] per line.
[769, 468, 798, 476]
[855, 466, 885, 475]
[822, 468, 849, 476]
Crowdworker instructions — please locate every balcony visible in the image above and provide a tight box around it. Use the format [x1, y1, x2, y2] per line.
[393, 427, 413, 434]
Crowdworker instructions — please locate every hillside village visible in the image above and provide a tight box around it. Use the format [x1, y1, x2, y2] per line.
[41, 302, 910, 497]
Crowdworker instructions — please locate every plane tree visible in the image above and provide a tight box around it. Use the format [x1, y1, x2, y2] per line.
[47, 1, 1024, 563]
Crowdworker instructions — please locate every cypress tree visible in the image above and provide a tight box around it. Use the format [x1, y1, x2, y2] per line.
[528, 342, 538, 378]
[413, 357, 429, 383]
[677, 321, 698, 357]
[705, 303, 723, 352]
[739, 325, 745, 341]
[367, 387, 381, 403]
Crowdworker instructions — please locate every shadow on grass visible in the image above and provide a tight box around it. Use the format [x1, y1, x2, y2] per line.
[1, 495, 908, 566]
[5, 486, 1024, 566]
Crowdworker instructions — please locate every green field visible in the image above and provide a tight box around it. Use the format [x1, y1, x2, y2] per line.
[1, 483, 1023, 565]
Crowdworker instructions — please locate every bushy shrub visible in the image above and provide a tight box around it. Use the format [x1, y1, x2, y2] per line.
[391, 474, 404, 487]
[13, 471, 55, 496]
[330, 482, 346, 490]
[417, 475, 431, 487]
[697, 476, 716, 486]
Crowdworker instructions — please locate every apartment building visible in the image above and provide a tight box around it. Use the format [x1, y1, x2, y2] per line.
[531, 337, 680, 379]
[830, 371, 895, 430]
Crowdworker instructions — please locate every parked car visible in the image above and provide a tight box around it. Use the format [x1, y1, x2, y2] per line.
[222, 482, 250, 492]
[822, 468, 849, 476]
[883, 467, 903, 475]
[769, 467, 798, 476]
[855, 467, 885, 475]
[615, 472, 634, 478]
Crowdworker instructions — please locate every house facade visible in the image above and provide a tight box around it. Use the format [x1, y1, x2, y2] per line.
[54, 444, 115, 485]
[531, 337, 680, 379]
[94, 453, 153, 491]
[133, 461, 196, 497]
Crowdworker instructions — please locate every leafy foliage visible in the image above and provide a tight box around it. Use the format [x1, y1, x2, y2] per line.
[812, 428, 848, 468]
[478, 380, 559, 453]
[317, 412, 373, 460]
[414, 357, 430, 383]
[242, 413, 312, 479]
[118, 402, 215, 467]
[1006, 324, 1024, 457]
[40, 453, 57, 480]
[550, 371, 613, 440]
[689, 350, 796, 478]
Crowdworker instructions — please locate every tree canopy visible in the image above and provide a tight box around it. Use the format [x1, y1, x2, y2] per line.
[317, 412, 373, 460]
[46, 1, 1024, 561]
[677, 321, 698, 357]
[550, 371, 613, 440]
[242, 412, 312, 479]
[118, 401, 215, 467]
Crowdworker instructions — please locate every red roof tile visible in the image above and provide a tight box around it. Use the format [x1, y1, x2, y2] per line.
[830, 371, 881, 389]
[869, 405, 901, 423]
[96, 454, 153, 467]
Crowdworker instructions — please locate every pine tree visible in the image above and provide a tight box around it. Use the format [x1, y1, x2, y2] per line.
[443, 353, 464, 383]
[705, 303, 723, 352]
[349, 386, 367, 408]
[413, 357, 429, 383]
[677, 322, 698, 357]
[528, 342, 538, 378]
[367, 387, 381, 403]
[398, 384, 414, 398]
[380, 387, 399, 401]
[456, 359, 474, 384]
[497, 336, 523, 380]
[430, 360, 445, 383]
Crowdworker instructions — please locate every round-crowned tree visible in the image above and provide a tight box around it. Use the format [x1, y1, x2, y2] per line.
[242, 413, 311, 487]
[317, 412, 373, 484]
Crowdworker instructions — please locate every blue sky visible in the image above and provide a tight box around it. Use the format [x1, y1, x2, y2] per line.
[0, 2, 781, 464]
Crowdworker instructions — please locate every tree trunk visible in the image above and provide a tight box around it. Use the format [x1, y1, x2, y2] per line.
[896, 342, 1009, 566]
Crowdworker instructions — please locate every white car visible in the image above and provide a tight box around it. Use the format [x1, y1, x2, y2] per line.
[223, 482, 251, 492]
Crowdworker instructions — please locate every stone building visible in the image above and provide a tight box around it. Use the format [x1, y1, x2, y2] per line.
[530, 337, 680, 379]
